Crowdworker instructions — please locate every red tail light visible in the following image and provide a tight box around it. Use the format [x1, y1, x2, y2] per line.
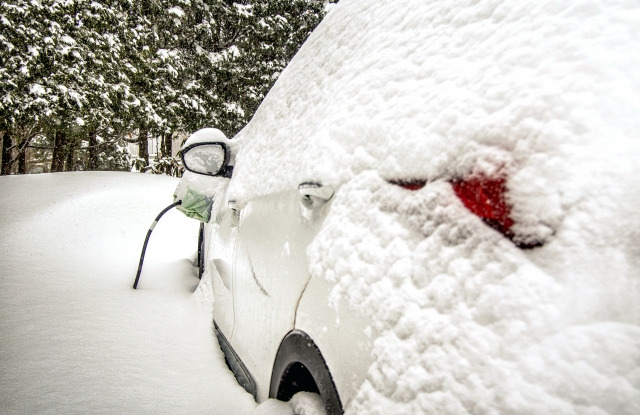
[451, 175, 514, 238]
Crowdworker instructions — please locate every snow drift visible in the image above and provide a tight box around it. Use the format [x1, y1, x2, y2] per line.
[0, 172, 257, 414]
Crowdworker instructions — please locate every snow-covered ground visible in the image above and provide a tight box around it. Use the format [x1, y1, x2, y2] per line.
[0, 172, 264, 414]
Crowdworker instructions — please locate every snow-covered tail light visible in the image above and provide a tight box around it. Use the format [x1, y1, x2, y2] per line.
[390, 176, 543, 248]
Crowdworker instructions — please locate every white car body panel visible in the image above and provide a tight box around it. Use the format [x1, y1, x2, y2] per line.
[207, 188, 330, 400]
[295, 271, 376, 409]
[207, 191, 237, 340]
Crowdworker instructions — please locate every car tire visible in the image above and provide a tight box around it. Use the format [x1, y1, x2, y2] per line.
[270, 330, 343, 415]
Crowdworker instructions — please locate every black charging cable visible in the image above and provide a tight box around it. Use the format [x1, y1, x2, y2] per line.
[132, 200, 182, 289]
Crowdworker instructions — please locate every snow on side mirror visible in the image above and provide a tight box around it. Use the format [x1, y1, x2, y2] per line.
[181, 142, 233, 178]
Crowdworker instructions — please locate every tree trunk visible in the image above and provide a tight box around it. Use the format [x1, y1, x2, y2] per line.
[138, 130, 149, 172]
[161, 133, 172, 158]
[87, 131, 99, 170]
[51, 131, 66, 172]
[1, 131, 12, 175]
[64, 147, 76, 171]
[65, 143, 76, 171]
[18, 149, 27, 174]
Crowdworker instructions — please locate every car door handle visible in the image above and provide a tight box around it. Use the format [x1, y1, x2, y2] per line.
[298, 182, 334, 208]
[227, 200, 241, 224]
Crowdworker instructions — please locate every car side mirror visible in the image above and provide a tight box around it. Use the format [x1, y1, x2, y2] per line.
[181, 142, 233, 178]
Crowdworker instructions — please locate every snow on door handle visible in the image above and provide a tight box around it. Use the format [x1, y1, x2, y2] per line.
[298, 182, 334, 208]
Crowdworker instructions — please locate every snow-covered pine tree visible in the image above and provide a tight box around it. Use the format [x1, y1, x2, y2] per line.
[0, 0, 334, 175]
[1, 0, 49, 173]
[1, 0, 131, 173]
[212, 0, 333, 135]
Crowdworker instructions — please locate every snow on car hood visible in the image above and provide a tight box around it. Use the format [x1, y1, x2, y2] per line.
[229, 0, 640, 413]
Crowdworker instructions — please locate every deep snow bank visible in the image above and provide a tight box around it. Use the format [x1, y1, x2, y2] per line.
[0, 172, 256, 414]
[229, 0, 640, 413]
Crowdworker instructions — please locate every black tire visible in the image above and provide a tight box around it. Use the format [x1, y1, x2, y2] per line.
[270, 330, 343, 415]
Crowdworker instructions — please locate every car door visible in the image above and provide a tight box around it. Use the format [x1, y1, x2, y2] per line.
[228, 185, 331, 400]
[208, 191, 240, 341]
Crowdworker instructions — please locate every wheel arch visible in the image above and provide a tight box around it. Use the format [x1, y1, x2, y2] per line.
[270, 330, 343, 415]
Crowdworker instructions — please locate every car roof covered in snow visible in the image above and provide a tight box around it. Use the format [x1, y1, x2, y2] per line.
[230, 0, 639, 204]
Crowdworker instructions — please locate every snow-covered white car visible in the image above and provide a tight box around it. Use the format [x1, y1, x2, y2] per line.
[175, 1, 640, 414]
